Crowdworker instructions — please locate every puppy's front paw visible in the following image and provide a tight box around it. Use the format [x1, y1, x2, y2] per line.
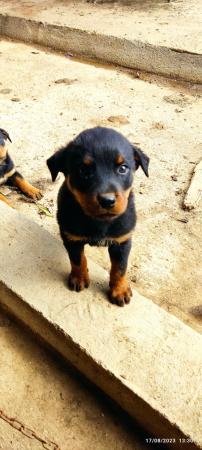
[27, 185, 43, 201]
[68, 271, 90, 292]
[109, 279, 132, 306]
[14, 176, 43, 201]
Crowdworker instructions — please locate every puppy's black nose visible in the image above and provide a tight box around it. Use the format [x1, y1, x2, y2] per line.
[97, 193, 116, 209]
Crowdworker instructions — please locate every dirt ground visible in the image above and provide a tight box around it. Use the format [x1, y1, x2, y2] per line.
[0, 38, 201, 334]
[0, 0, 201, 53]
[0, 309, 155, 450]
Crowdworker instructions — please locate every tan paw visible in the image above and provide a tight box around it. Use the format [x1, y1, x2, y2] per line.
[68, 271, 90, 292]
[109, 282, 132, 306]
[27, 186, 43, 201]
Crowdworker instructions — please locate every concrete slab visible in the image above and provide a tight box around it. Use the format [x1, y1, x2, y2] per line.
[0, 201, 201, 449]
[0, 0, 202, 82]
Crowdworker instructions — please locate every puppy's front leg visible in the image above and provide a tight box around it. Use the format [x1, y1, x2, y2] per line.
[11, 172, 42, 201]
[108, 239, 132, 306]
[62, 235, 90, 292]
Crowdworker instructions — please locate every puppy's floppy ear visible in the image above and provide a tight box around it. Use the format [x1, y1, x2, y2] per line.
[47, 143, 73, 182]
[132, 145, 149, 177]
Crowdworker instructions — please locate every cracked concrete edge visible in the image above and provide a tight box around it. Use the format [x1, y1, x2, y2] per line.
[0, 14, 202, 83]
[0, 202, 201, 449]
[0, 282, 198, 450]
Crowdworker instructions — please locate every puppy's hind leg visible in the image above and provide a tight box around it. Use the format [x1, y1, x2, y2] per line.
[0, 192, 13, 207]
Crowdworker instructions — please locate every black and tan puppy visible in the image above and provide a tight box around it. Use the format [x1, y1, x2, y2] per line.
[47, 127, 149, 306]
[0, 128, 42, 206]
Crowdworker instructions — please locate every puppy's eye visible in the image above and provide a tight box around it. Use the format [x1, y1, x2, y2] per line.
[117, 164, 129, 175]
[79, 164, 94, 178]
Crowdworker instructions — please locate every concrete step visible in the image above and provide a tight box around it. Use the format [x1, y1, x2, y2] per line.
[0, 0, 202, 82]
[0, 201, 201, 449]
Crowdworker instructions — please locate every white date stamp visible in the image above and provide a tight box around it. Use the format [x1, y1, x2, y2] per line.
[145, 437, 194, 444]
[146, 438, 176, 444]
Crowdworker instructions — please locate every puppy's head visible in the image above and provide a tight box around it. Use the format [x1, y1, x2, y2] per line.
[47, 127, 149, 220]
[0, 128, 12, 159]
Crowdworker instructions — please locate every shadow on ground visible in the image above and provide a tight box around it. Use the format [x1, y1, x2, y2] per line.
[85, 0, 173, 9]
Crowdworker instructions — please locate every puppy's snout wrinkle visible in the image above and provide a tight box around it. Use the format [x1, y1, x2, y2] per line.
[97, 193, 116, 209]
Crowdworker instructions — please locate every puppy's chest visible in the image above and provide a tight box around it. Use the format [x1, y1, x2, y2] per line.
[0, 168, 15, 185]
[59, 190, 136, 245]
[89, 238, 116, 247]
[64, 224, 133, 246]
[88, 232, 133, 246]
[0, 155, 15, 185]
[64, 233, 123, 246]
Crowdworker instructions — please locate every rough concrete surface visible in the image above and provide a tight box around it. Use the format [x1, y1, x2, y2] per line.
[0, 310, 152, 450]
[0, 39, 201, 332]
[0, 0, 202, 82]
[0, 201, 202, 449]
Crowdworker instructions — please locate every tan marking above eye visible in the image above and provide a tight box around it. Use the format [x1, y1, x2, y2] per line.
[116, 155, 125, 165]
[83, 157, 93, 165]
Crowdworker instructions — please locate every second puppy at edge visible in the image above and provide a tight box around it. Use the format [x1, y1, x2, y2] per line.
[47, 126, 149, 306]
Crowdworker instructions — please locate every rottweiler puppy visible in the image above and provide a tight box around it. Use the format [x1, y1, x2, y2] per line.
[0, 128, 42, 206]
[47, 127, 149, 306]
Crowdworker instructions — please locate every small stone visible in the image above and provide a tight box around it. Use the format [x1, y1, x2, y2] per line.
[65, 53, 73, 58]
[54, 78, 78, 85]
[176, 218, 189, 223]
[171, 175, 178, 181]
[120, 374, 127, 379]
[175, 189, 183, 196]
[131, 275, 137, 283]
[107, 115, 129, 125]
[0, 88, 12, 94]
[152, 122, 165, 130]
[175, 108, 183, 113]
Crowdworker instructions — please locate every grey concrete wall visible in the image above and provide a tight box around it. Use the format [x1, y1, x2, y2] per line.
[0, 14, 202, 83]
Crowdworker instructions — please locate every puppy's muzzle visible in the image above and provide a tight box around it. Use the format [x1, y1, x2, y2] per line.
[97, 193, 116, 209]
